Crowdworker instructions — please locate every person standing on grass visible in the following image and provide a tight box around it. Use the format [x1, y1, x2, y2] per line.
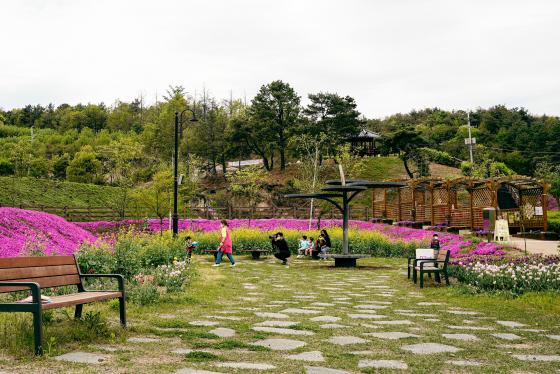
[430, 233, 440, 256]
[213, 220, 236, 267]
[273, 232, 291, 266]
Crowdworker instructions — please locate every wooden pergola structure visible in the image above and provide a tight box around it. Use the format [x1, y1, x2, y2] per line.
[371, 176, 549, 231]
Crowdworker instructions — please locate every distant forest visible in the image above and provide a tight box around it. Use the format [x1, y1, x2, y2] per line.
[1, 81, 559, 186]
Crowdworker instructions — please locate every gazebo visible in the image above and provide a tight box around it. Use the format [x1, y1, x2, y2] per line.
[348, 129, 380, 156]
[371, 176, 549, 231]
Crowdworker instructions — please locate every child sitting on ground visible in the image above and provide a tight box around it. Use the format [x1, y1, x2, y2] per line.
[306, 237, 314, 257]
[297, 235, 309, 258]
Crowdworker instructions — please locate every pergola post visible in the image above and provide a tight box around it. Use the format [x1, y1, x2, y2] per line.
[468, 183, 474, 230]
[383, 189, 388, 218]
[411, 182, 417, 221]
[543, 183, 549, 231]
[397, 188, 402, 222]
[429, 184, 435, 225]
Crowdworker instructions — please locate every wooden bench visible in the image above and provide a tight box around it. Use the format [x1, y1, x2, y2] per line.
[242, 249, 270, 260]
[0, 255, 126, 355]
[412, 250, 450, 288]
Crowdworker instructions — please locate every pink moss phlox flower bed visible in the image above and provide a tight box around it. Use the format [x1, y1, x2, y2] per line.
[0, 208, 96, 257]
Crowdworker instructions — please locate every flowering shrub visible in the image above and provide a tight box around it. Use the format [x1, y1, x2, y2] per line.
[154, 260, 189, 292]
[452, 256, 560, 293]
[0, 208, 96, 256]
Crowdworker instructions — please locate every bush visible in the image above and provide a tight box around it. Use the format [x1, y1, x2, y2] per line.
[548, 211, 560, 234]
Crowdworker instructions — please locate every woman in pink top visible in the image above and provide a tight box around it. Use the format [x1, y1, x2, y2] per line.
[213, 220, 236, 266]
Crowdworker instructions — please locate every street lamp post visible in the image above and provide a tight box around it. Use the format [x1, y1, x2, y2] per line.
[172, 108, 198, 237]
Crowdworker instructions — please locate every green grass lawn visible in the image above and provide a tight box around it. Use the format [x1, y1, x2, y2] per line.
[1, 257, 559, 373]
[0, 176, 121, 208]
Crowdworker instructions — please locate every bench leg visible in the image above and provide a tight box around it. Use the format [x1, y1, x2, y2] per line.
[119, 297, 127, 327]
[74, 304, 83, 319]
[435, 272, 441, 284]
[419, 271, 424, 288]
[33, 310, 43, 355]
[407, 266, 410, 279]
[251, 251, 260, 260]
[413, 268, 417, 284]
[445, 271, 450, 286]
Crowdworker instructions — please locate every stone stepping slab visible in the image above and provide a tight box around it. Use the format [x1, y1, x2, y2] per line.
[127, 336, 162, 343]
[447, 325, 494, 331]
[353, 305, 388, 310]
[53, 352, 108, 364]
[174, 368, 224, 374]
[251, 338, 306, 351]
[364, 332, 419, 340]
[442, 333, 480, 341]
[285, 351, 325, 362]
[281, 308, 321, 315]
[215, 362, 276, 370]
[371, 320, 414, 325]
[512, 354, 560, 362]
[209, 328, 236, 338]
[252, 326, 315, 336]
[401, 343, 461, 354]
[189, 320, 219, 327]
[347, 314, 387, 320]
[326, 336, 368, 345]
[547, 335, 560, 341]
[255, 312, 290, 319]
[358, 359, 408, 369]
[446, 360, 483, 366]
[496, 320, 526, 328]
[491, 333, 523, 341]
[305, 366, 351, 374]
[320, 324, 348, 329]
[310, 316, 341, 322]
[255, 320, 300, 327]
[446, 310, 480, 315]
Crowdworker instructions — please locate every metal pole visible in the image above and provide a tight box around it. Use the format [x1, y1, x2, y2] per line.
[342, 192, 349, 255]
[467, 112, 474, 163]
[173, 112, 179, 236]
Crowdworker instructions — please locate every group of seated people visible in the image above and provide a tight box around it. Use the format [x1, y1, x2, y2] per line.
[297, 229, 331, 259]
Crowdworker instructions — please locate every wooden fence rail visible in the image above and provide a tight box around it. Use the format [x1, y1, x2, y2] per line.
[0, 204, 373, 222]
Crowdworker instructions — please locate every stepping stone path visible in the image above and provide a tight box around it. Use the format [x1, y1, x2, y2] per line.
[512, 354, 560, 362]
[286, 351, 325, 362]
[326, 336, 368, 345]
[54, 352, 108, 364]
[255, 312, 289, 319]
[209, 327, 236, 337]
[319, 324, 348, 329]
[189, 320, 219, 327]
[446, 360, 483, 366]
[365, 332, 419, 340]
[281, 308, 321, 314]
[127, 336, 162, 343]
[497, 320, 526, 328]
[215, 362, 276, 370]
[305, 366, 351, 374]
[310, 315, 340, 322]
[347, 313, 387, 319]
[252, 326, 315, 336]
[174, 369, 223, 374]
[401, 342, 461, 354]
[251, 338, 306, 350]
[255, 320, 299, 327]
[358, 359, 408, 369]
[442, 333, 480, 341]
[492, 333, 523, 341]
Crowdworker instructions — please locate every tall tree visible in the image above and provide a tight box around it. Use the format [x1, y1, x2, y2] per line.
[250, 80, 301, 170]
[303, 92, 363, 155]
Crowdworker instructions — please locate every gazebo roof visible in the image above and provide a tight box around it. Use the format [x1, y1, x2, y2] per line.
[350, 129, 381, 139]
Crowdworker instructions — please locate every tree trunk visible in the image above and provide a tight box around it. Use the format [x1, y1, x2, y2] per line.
[280, 147, 286, 170]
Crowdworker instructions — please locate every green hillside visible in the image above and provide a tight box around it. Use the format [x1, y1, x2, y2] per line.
[0, 177, 121, 208]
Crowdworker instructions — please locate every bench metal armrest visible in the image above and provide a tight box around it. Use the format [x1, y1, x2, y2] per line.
[0, 281, 42, 303]
[419, 261, 437, 270]
[80, 274, 125, 292]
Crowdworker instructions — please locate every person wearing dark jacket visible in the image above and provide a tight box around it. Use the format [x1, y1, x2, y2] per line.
[272, 232, 291, 266]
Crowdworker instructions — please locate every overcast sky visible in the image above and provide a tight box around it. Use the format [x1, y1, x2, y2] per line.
[1, 0, 559, 118]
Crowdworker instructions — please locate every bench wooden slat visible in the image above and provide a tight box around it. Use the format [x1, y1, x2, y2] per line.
[0, 274, 81, 292]
[0, 256, 76, 269]
[42, 291, 122, 310]
[0, 265, 79, 281]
